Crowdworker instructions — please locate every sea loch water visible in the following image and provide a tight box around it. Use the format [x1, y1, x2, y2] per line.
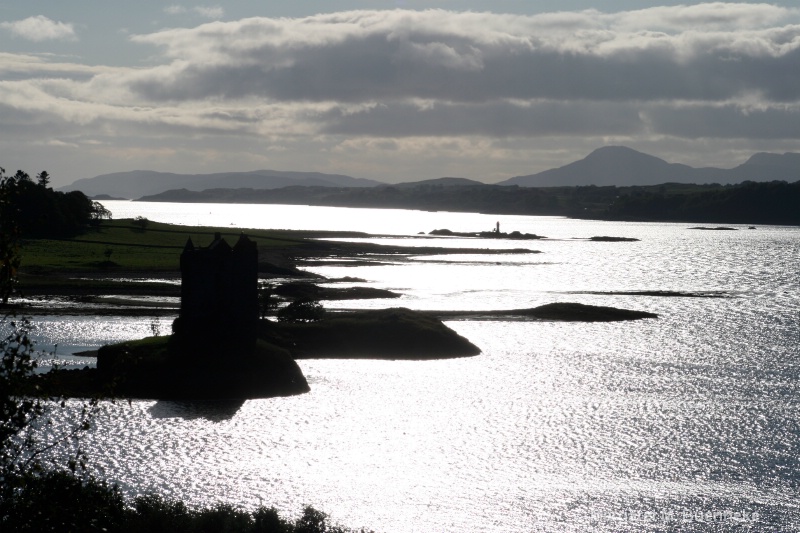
[25, 201, 800, 532]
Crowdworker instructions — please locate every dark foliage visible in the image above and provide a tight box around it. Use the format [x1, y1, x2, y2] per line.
[605, 180, 800, 225]
[277, 298, 326, 323]
[273, 282, 399, 302]
[0, 470, 125, 532]
[0, 167, 111, 239]
[36, 172, 50, 188]
[132, 216, 150, 230]
[0, 318, 41, 472]
[0, 474, 367, 532]
[0, 187, 20, 304]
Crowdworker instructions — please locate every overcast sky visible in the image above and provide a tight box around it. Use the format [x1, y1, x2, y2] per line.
[2, 1, 800, 187]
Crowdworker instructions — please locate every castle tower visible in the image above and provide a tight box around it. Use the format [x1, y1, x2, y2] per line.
[179, 232, 258, 343]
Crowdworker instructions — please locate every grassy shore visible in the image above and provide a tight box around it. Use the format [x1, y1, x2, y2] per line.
[19, 218, 539, 273]
[14, 218, 537, 305]
[20, 218, 310, 273]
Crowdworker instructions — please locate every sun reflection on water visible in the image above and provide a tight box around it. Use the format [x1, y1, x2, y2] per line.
[20, 203, 800, 532]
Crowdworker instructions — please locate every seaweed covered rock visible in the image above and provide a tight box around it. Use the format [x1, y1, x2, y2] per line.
[262, 307, 481, 359]
[518, 302, 657, 321]
[431, 302, 658, 321]
[588, 236, 640, 242]
[273, 282, 400, 301]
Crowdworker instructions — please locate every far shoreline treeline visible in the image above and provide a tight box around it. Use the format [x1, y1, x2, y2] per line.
[135, 180, 800, 226]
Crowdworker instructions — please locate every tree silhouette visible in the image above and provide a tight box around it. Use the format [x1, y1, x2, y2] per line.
[36, 171, 50, 188]
[0, 167, 112, 238]
[13, 170, 31, 183]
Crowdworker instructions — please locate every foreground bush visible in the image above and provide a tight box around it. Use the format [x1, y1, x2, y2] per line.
[277, 298, 326, 323]
[0, 471, 125, 532]
[0, 471, 370, 533]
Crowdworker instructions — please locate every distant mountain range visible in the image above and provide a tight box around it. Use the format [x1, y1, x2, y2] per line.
[60, 147, 800, 199]
[61, 169, 381, 199]
[498, 146, 800, 187]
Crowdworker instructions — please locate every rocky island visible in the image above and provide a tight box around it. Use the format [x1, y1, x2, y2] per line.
[588, 236, 640, 242]
[429, 228, 545, 240]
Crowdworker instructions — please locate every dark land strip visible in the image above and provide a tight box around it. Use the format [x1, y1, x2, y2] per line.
[556, 290, 734, 298]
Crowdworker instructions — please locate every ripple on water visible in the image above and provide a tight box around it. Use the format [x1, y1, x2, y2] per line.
[23, 208, 800, 532]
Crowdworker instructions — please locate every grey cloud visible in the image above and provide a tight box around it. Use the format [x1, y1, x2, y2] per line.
[194, 6, 224, 19]
[0, 53, 114, 87]
[0, 16, 77, 42]
[320, 98, 800, 141]
[645, 104, 800, 139]
[610, 3, 792, 31]
[163, 5, 224, 19]
[130, 38, 800, 105]
[126, 9, 800, 105]
[321, 101, 644, 137]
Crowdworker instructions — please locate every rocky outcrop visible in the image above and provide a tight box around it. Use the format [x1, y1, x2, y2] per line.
[273, 282, 400, 301]
[429, 302, 658, 321]
[430, 229, 545, 240]
[588, 236, 640, 242]
[29, 308, 481, 399]
[262, 307, 481, 360]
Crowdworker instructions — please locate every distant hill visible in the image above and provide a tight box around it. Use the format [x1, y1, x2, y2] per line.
[60, 169, 382, 199]
[604, 180, 800, 225]
[137, 180, 800, 226]
[500, 146, 800, 187]
[61, 147, 800, 197]
[732, 152, 800, 181]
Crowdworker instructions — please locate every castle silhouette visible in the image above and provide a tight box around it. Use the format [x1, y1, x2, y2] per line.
[179, 232, 259, 342]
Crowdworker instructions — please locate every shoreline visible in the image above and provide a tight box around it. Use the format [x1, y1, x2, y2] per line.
[10, 222, 660, 325]
[12, 222, 540, 316]
[130, 179, 800, 226]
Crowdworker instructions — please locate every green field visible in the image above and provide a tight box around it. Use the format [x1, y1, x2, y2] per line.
[19, 219, 306, 273]
[11, 218, 485, 300]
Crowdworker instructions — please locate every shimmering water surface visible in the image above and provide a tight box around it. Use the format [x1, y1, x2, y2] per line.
[21, 202, 800, 531]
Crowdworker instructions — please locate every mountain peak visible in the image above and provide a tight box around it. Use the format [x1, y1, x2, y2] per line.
[583, 146, 667, 165]
[500, 146, 707, 187]
[588, 145, 642, 155]
[743, 152, 800, 169]
[501, 145, 800, 187]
